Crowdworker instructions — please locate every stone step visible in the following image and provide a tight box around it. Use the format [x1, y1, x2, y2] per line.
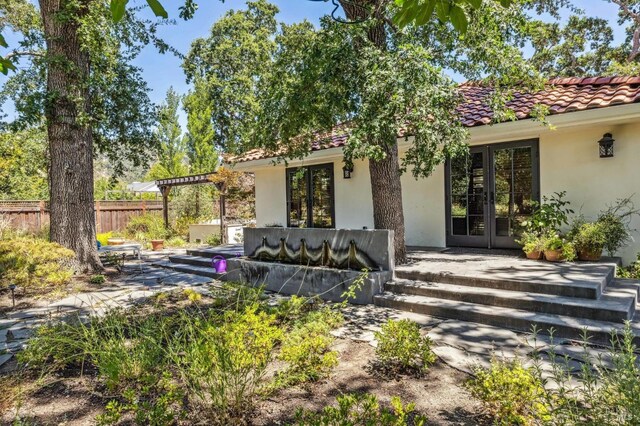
[386, 279, 636, 323]
[168, 254, 215, 268]
[152, 260, 224, 279]
[186, 244, 244, 259]
[373, 292, 640, 345]
[395, 263, 616, 300]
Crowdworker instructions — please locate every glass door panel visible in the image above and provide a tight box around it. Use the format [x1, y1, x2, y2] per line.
[446, 148, 489, 247]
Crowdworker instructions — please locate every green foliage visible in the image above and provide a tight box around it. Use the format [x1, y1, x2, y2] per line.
[182, 0, 278, 154]
[521, 192, 574, 235]
[206, 233, 222, 246]
[294, 393, 427, 426]
[468, 358, 549, 426]
[618, 253, 640, 279]
[145, 87, 189, 180]
[125, 213, 168, 241]
[374, 319, 437, 375]
[393, 0, 512, 30]
[571, 221, 607, 254]
[0, 129, 48, 200]
[0, 237, 75, 292]
[517, 231, 544, 256]
[166, 236, 187, 247]
[175, 304, 283, 417]
[89, 274, 106, 285]
[596, 197, 640, 256]
[275, 306, 344, 387]
[542, 233, 576, 262]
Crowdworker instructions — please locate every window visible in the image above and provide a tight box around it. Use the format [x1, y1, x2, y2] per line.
[286, 163, 335, 228]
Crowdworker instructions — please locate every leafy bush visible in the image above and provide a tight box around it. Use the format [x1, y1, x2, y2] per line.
[0, 237, 75, 292]
[275, 306, 344, 387]
[89, 274, 106, 285]
[571, 221, 607, 255]
[468, 358, 549, 426]
[294, 393, 427, 426]
[125, 213, 168, 241]
[206, 233, 222, 246]
[174, 304, 283, 418]
[517, 231, 544, 256]
[521, 191, 574, 235]
[596, 197, 639, 256]
[618, 253, 640, 279]
[374, 319, 436, 375]
[166, 236, 187, 247]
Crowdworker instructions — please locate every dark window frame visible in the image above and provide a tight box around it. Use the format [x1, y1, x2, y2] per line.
[286, 163, 336, 228]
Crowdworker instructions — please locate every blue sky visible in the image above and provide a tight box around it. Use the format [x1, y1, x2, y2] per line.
[0, 0, 629, 128]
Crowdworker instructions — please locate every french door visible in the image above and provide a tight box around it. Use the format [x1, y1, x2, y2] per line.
[445, 139, 540, 249]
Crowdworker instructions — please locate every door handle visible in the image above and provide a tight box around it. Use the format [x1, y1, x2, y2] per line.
[483, 192, 488, 205]
[490, 192, 495, 204]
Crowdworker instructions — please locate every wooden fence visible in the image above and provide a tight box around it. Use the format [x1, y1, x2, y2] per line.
[0, 200, 163, 233]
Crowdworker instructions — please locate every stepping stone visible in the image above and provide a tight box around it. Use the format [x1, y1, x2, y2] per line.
[0, 353, 13, 368]
[433, 345, 491, 375]
[7, 327, 33, 341]
[0, 319, 18, 329]
[0, 328, 7, 344]
[427, 320, 529, 357]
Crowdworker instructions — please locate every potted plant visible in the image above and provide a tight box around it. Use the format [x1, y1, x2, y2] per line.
[517, 231, 544, 260]
[543, 233, 576, 262]
[107, 232, 125, 246]
[151, 239, 164, 251]
[572, 222, 606, 261]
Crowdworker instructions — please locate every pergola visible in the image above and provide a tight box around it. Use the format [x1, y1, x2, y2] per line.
[155, 172, 228, 242]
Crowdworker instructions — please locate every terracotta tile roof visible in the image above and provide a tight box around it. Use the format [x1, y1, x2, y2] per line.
[230, 76, 640, 163]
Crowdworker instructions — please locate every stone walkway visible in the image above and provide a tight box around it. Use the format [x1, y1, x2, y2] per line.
[1, 250, 625, 384]
[0, 252, 213, 370]
[333, 303, 615, 388]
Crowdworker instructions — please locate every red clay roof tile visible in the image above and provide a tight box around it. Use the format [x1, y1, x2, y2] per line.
[229, 76, 640, 163]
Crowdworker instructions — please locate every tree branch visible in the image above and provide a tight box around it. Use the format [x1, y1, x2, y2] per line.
[611, 0, 640, 61]
[5, 51, 45, 61]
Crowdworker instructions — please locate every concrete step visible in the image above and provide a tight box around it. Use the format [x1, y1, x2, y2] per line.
[152, 260, 224, 279]
[373, 292, 640, 345]
[386, 279, 636, 323]
[168, 254, 214, 268]
[395, 264, 616, 300]
[186, 244, 243, 259]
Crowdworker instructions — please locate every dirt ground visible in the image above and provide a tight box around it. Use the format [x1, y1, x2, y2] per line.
[2, 337, 487, 426]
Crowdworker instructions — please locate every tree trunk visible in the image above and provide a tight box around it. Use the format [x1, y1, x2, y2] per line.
[341, 0, 408, 263]
[40, 0, 102, 272]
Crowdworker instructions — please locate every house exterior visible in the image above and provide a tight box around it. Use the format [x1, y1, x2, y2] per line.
[228, 77, 640, 264]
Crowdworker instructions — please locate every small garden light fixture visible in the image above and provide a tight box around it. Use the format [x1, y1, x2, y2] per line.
[8, 283, 16, 308]
[598, 133, 615, 158]
[342, 163, 354, 179]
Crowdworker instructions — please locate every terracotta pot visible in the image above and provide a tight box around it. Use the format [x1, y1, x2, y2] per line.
[544, 249, 565, 262]
[107, 238, 125, 246]
[151, 240, 164, 251]
[578, 248, 603, 262]
[525, 250, 543, 260]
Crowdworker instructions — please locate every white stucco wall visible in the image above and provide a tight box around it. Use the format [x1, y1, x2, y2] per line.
[234, 105, 640, 264]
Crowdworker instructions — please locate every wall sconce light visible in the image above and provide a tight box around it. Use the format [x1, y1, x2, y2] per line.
[342, 163, 354, 179]
[598, 133, 615, 158]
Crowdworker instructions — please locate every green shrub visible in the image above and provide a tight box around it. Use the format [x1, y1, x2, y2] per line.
[618, 253, 640, 279]
[468, 358, 549, 426]
[294, 393, 427, 426]
[174, 304, 283, 418]
[0, 237, 75, 292]
[89, 274, 106, 285]
[96, 373, 185, 426]
[374, 319, 436, 375]
[206, 233, 221, 246]
[596, 197, 640, 256]
[571, 221, 606, 254]
[517, 231, 544, 256]
[126, 214, 167, 241]
[166, 236, 187, 247]
[275, 306, 344, 387]
[521, 191, 574, 235]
